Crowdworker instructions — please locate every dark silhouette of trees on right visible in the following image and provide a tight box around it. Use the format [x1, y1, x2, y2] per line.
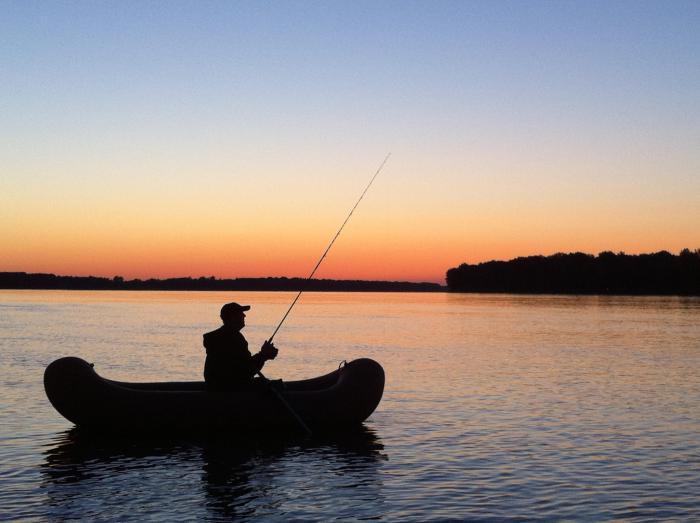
[446, 249, 700, 295]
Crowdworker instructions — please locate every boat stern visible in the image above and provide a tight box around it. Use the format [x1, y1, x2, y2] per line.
[44, 357, 105, 427]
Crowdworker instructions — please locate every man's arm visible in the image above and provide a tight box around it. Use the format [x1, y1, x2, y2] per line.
[249, 341, 278, 376]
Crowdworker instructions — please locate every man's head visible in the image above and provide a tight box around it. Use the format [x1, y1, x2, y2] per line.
[220, 302, 250, 330]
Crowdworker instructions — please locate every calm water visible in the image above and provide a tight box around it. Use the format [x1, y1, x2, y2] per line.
[1, 290, 699, 521]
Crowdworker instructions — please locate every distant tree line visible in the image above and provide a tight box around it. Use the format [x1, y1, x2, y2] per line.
[0, 272, 443, 292]
[446, 249, 700, 295]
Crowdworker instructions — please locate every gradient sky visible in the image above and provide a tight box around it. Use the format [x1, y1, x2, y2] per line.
[2, 1, 699, 283]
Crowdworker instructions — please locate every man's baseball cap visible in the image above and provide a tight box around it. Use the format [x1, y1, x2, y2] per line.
[220, 302, 251, 317]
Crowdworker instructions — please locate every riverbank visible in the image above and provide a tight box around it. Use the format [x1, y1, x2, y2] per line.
[0, 272, 445, 292]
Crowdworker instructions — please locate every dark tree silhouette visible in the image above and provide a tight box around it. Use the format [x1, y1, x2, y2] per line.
[0, 272, 443, 292]
[446, 249, 700, 295]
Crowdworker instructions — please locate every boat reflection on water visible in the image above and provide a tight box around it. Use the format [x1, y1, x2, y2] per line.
[202, 426, 387, 520]
[41, 426, 387, 520]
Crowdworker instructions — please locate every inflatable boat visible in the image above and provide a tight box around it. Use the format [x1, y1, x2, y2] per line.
[44, 357, 384, 433]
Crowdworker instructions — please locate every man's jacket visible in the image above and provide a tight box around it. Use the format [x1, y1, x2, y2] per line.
[203, 326, 265, 390]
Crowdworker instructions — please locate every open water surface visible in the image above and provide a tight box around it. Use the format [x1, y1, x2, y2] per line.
[1, 290, 699, 521]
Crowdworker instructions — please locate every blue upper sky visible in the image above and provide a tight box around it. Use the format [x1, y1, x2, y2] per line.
[4, 1, 698, 155]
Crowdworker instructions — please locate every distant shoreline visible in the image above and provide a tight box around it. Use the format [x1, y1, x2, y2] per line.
[0, 272, 445, 293]
[4, 248, 700, 296]
[446, 249, 700, 296]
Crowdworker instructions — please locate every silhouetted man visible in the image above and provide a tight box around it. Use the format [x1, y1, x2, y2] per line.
[203, 302, 278, 391]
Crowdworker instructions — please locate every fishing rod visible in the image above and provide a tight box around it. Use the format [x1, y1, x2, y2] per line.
[268, 152, 391, 343]
[257, 152, 390, 437]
